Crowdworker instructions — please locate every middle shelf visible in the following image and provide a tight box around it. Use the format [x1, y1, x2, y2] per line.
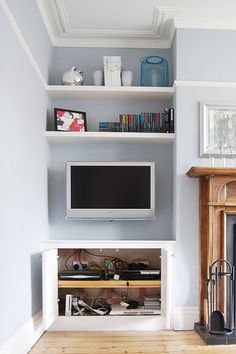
[58, 279, 162, 289]
[45, 131, 175, 144]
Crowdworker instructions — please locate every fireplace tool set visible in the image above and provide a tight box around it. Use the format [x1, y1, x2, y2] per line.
[206, 259, 235, 335]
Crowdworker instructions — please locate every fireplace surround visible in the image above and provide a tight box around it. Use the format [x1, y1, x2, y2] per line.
[187, 166, 236, 344]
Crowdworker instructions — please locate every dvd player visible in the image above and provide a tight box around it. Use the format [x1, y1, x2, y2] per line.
[121, 269, 160, 280]
[59, 270, 102, 280]
[109, 304, 161, 316]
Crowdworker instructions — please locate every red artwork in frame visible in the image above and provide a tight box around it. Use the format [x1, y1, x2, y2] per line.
[54, 108, 87, 132]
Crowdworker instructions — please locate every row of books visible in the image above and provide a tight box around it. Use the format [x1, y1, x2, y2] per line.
[99, 108, 174, 133]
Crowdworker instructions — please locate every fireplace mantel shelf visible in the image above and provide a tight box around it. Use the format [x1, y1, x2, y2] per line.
[187, 166, 236, 178]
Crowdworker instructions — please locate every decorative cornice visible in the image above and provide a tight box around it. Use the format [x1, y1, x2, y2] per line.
[36, 0, 174, 48]
[161, 6, 236, 30]
[37, 1, 236, 48]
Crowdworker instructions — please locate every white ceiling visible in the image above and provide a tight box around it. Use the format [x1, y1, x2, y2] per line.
[37, 0, 236, 48]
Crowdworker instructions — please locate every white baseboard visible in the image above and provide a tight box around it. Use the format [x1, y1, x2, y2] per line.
[0, 310, 44, 354]
[49, 315, 167, 331]
[173, 307, 200, 330]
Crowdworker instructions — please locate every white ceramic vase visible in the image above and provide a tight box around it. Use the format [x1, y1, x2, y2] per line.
[93, 70, 104, 86]
[121, 70, 133, 86]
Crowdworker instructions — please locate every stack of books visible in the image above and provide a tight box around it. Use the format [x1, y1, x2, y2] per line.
[99, 122, 121, 132]
[143, 297, 161, 310]
[103, 56, 122, 86]
[99, 108, 174, 133]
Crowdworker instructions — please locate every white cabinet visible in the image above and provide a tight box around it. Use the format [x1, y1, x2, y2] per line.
[42, 248, 58, 329]
[42, 240, 175, 331]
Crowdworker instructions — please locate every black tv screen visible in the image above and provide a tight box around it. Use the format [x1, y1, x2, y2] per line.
[71, 166, 150, 209]
[66, 162, 155, 219]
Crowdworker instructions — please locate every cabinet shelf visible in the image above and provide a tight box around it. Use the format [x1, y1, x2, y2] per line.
[45, 131, 174, 144]
[47, 85, 174, 101]
[58, 279, 161, 289]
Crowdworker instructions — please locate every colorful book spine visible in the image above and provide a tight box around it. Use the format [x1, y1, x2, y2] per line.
[99, 122, 121, 132]
[168, 108, 174, 133]
[99, 109, 174, 133]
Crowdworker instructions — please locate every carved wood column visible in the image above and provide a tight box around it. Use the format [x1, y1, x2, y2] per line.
[187, 166, 236, 325]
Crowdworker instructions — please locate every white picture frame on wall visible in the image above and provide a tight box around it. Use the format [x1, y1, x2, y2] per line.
[200, 102, 236, 157]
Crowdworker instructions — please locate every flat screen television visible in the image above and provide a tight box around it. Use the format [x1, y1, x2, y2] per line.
[66, 161, 155, 220]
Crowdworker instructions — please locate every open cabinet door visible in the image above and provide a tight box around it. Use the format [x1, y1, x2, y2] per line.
[161, 247, 174, 329]
[42, 248, 58, 330]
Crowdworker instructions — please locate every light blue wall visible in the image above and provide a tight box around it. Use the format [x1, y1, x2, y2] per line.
[50, 47, 173, 86]
[0, 4, 50, 345]
[176, 28, 236, 81]
[5, 0, 53, 82]
[174, 84, 236, 307]
[49, 142, 173, 240]
[173, 28, 236, 307]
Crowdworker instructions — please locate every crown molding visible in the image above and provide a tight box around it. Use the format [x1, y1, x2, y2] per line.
[36, 0, 174, 48]
[52, 37, 172, 49]
[37, 1, 236, 48]
[161, 6, 236, 30]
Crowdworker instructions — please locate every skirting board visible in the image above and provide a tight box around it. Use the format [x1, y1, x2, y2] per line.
[173, 307, 200, 330]
[49, 315, 167, 331]
[0, 311, 44, 354]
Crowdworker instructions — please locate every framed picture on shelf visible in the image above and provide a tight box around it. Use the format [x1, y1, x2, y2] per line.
[54, 108, 87, 132]
[200, 102, 236, 157]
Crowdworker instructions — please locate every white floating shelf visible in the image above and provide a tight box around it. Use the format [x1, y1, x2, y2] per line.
[45, 131, 175, 144]
[46, 85, 174, 100]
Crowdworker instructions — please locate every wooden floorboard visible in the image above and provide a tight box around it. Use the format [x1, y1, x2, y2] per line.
[28, 331, 236, 354]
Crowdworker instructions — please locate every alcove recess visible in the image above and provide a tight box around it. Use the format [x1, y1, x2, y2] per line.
[187, 166, 236, 326]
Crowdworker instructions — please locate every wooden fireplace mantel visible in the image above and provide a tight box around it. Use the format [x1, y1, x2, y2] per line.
[187, 166, 236, 178]
[186, 166, 236, 325]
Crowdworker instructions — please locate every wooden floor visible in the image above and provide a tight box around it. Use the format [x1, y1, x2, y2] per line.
[28, 330, 236, 354]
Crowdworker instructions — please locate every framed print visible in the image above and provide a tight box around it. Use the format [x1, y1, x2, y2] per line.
[200, 102, 236, 157]
[54, 108, 87, 132]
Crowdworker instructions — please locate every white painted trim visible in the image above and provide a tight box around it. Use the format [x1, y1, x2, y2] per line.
[49, 315, 167, 331]
[36, 0, 174, 48]
[45, 131, 175, 144]
[30, 2, 236, 49]
[167, 19, 176, 48]
[159, 6, 236, 30]
[50, 37, 172, 49]
[64, 7, 164, 38]
[174, 80, 236, 88]
[173, 307, 200, 330]
[0, 0, 47, 88]
[36, 0, 59, 43]
[42, 239, 176, 251]
[0, 311, 44, 354]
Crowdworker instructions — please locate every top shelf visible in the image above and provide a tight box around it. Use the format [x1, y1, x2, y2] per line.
[46, 85, 174, 101]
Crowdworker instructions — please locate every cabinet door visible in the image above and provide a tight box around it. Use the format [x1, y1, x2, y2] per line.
[42, 248, 58, 330]
[161, 248, 168, 317]
[161, 247, 174, 329]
